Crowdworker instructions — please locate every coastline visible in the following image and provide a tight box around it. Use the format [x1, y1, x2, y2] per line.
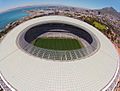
[0, 7, 119, 54]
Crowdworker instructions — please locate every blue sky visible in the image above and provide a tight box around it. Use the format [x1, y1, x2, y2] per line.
[0, 0, 120, 12]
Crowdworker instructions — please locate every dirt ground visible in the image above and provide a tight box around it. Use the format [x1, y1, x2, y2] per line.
[114, 47, 120, 91]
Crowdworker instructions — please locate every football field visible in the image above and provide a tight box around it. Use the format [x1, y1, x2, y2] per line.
[32, 37, 83, 50]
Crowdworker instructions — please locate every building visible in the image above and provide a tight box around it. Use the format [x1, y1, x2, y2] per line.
[0, 16, 119, 91]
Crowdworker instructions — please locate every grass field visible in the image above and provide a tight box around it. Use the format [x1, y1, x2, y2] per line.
[32, 37, 83, 50]
[93, 21, 107, 32]
[84, 17, 107, 32]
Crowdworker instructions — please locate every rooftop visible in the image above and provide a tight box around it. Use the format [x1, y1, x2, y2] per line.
[0, 16, 119, 91]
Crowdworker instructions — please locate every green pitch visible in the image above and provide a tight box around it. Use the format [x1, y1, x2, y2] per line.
[32, 37, 83, 50]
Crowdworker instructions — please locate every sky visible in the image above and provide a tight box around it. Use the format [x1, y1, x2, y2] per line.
[0, 0, 120, 12]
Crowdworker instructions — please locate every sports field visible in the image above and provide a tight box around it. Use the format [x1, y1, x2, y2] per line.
[32, 37, 83, 50]
[84, 17, 107, 32]
[93, 21, 107, 32]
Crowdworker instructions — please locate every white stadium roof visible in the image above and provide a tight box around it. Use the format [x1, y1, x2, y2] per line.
[0, 16, 119, 91]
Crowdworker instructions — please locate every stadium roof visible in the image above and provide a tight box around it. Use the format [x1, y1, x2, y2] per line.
[0, 16, 119, 91]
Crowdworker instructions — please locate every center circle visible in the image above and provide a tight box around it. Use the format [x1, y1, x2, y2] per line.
[17, 22, 99, 61]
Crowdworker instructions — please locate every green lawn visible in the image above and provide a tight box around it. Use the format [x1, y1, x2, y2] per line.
[32, 37, 83, 50]
[93, 21, 107, 32]
[84, 17, 107, 32]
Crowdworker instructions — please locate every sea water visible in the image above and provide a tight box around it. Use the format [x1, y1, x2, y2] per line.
[0, 6, 49, 32]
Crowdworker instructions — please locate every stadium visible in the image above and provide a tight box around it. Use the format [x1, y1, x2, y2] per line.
[0, 16, 120, 91]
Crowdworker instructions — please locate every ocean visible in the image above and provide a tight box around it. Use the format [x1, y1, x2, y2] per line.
[0, 6, 49, 32]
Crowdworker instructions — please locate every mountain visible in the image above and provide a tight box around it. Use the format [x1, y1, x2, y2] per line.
[97, 7, 120, 18]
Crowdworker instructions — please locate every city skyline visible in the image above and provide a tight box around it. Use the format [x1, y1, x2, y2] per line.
[0, 0, 120, 12]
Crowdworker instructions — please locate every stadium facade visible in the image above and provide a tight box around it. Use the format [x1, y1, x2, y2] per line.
[0, 16, 119, 91]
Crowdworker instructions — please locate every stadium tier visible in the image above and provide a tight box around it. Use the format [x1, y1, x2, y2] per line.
[0, 16, 119, 91]
[17, 22, 99, 61]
